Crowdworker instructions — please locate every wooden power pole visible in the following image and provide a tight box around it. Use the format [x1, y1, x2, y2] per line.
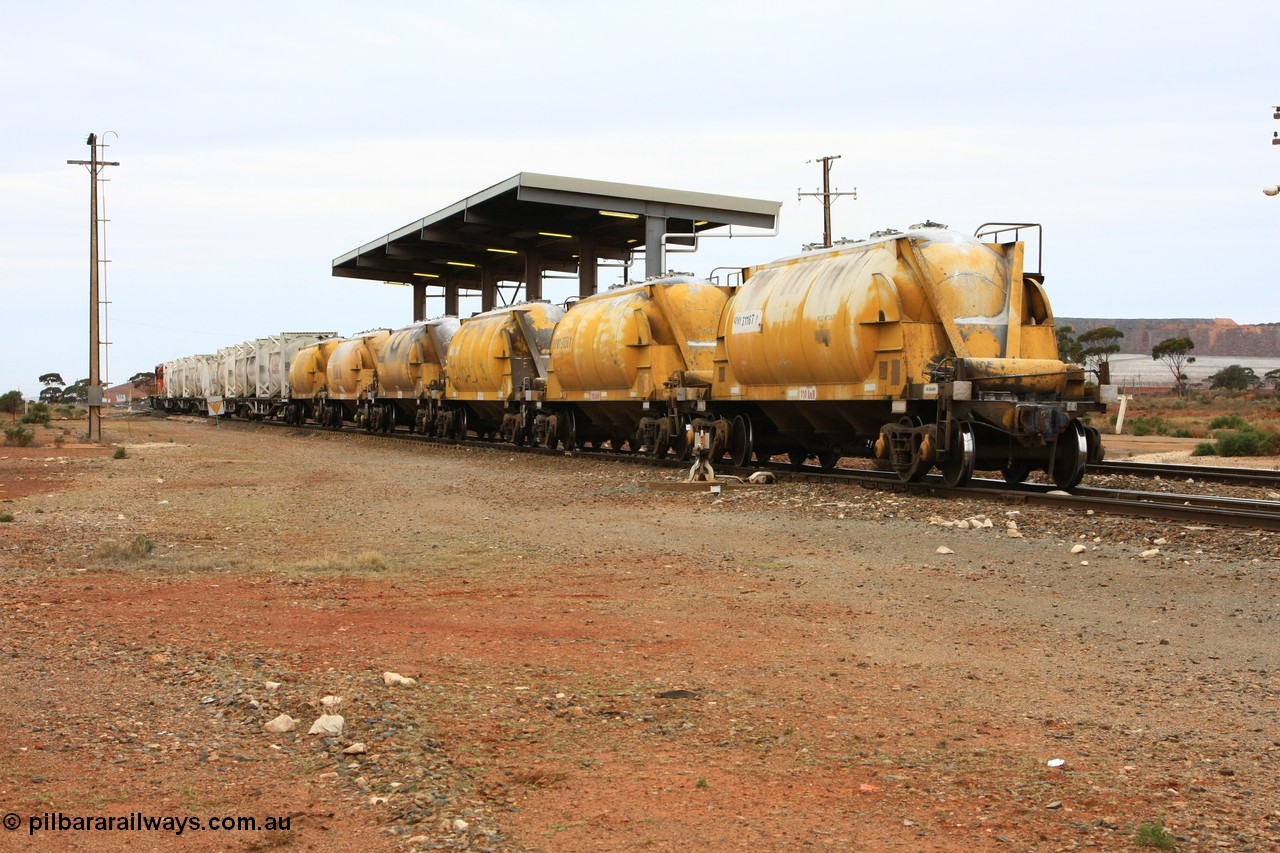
[67, 133, 119, 443]
[798, 155, 855, 248]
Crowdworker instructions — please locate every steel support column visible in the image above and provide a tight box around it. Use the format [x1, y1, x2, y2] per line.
[524, 251, 542, 302]
[412, 281, 426, 322]
[481, 268, 498, 312]
[644, 215, 668, 279]
[577, 236, 597, 299]
[444, 282, 459, 316]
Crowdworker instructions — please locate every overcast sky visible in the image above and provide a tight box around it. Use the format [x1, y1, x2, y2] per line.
[2, 0, 1277, 397]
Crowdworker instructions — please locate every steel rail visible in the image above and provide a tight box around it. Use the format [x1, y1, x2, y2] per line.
[1089, 459, 1280, 488]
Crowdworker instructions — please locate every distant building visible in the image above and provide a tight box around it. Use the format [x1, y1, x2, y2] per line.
[105, 380, 151, 407]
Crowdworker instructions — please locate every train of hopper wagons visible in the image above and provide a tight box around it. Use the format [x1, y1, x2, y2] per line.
[151, 223, 1116, 489]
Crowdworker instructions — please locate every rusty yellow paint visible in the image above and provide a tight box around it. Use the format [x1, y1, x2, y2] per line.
[288, 338, 344, 401]
[547, 279, 727, 401]
[715, 229, 1063, 403]
[327, 330, 391, 402]
[960, 357, 1069, 394]
[1004, 242, 1024, 357]
[447, 303, 563, 401]
[376, 322, 454, 399]
[902, 237, 971, 359]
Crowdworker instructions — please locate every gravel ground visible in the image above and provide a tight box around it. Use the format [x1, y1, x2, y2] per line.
[0, 415, 1277, 852]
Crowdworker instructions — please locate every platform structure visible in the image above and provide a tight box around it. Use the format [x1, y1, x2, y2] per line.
[332, 173, 780, 320]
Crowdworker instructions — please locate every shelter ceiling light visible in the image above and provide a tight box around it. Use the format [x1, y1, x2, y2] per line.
[538, 231, 573, 239]
[446, 261, 477, 268]
[412, 272, 440, 278]
[486, 247, 518, 254]
[599, 210, 639, 219]
[694, 220, 708, 226]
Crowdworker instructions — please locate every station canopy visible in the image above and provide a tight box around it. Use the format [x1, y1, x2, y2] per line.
[332, 172, 781, 317]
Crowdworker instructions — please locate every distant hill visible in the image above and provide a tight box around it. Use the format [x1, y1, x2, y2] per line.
[1056, 318, 1280, 358]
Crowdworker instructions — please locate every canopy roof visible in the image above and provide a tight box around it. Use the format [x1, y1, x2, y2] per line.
[332, 172, 781, 291]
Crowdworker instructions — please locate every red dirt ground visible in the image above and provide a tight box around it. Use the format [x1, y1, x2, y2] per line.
[1, 416, 1277, 851]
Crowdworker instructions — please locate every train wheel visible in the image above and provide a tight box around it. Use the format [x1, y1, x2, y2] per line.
[1051, 420, 1088, 490]
[1001, 461, 1034, 485]
[673, 416, 693, 462]
[559, 411, 577, 451]
[730, 415, 754, 467]
[889, 416, 930, 482]
[818, 449, 840, 471]
[788, 450, 807, 470]
[452, 409, 468, 441]
[654, 422, 671, 459]
[940, 422, 975, 488]
[894, 431, 932, 482]
[1084, 425, 1105, 464]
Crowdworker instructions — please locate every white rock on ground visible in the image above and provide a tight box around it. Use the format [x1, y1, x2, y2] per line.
[342, 742, 367, 755]
[382, 671, 417, 687]
[1071, 544, 1088, 554]
[308, 714, 345, 735]
[263, 714, 296, 734]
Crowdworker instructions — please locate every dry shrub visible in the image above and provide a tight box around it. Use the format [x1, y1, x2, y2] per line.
[287, 550, 390, 575]
[4, 425, 34, 446]
[95, 534, 156, 561]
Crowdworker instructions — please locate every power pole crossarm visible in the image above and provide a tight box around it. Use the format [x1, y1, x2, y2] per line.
[67, 132, 120, 444]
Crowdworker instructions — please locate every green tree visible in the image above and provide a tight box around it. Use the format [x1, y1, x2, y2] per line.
[1152, 337, 1196, 397]
[1208, 364, 1258, 391]
[0, 390, 24, 421]
[38, 372, 65, 404]
[61, 378, 89, 404]
[21, 402, 51, 425]
[1265, 368, 1280, 391]
[1077, 326, 1124, 375]
[1055, 325, 1083, 363]
[129, 371, 156, 391]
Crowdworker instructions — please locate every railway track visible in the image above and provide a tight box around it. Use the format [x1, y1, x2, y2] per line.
[781, 464, 1280, 532]
[229, 416, 1280, 533]
[1088, 459, 1280, 489]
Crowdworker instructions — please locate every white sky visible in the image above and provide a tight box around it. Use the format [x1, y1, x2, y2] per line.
[2, 0, 1277, 396]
